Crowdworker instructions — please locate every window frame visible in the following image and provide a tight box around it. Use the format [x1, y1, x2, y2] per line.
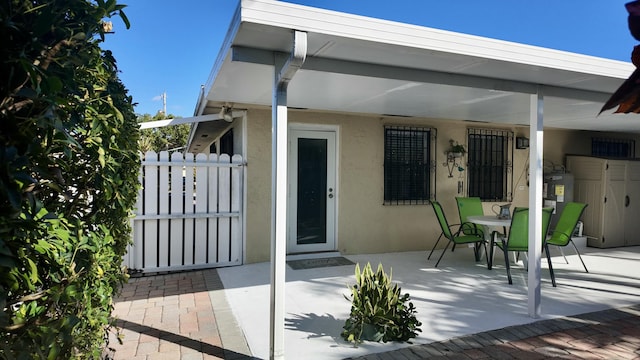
[466, 128, 514, 202]
[383, 125, 437, 205]
[591, 137, 635, 158]
[209, 128, 234, 155]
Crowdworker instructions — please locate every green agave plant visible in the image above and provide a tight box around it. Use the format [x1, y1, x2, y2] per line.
[341, 263, 422, 345]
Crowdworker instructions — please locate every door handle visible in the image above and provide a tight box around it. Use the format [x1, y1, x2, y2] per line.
[625, 195, 630, 207]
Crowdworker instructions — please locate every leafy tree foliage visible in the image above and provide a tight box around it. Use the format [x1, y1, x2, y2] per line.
[0, 0, 140, 358]
[138, 112, 190, 153]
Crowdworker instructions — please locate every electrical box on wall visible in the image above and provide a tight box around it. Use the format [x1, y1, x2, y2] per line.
[516, 137, 529, 149]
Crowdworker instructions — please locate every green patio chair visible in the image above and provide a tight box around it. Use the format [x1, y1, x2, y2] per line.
[430, 201, 487, 267]
[490, 207, 556, 286]
[455, 196, 485, 237]
[428, 197, 484, 260]
[545, 202, 589, 273]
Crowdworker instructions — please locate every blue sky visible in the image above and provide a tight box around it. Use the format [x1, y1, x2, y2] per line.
[103, 0, 637, 118]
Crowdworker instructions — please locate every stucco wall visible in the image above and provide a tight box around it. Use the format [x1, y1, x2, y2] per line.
[244, 110, 273, 263]
[242, 108, 639, 263]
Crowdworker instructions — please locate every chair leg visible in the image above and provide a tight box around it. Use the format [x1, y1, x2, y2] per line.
[434, 241, 452, 267]
[544, 243, 557, 287]
[488, 233, 496, 270]
[473, 241, 488, 263]
[570, 240, 589, 273]
[521, 252, 529, 271]
[490, 247, 496, 270]
[473, 243, 481, 262]
[481, 242, 489, 268]
[557, 245, 569, 264]
[428, 233, 444, 260]
[503, 247, 512, 285]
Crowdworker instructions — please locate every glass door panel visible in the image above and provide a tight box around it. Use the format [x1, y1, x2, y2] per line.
[296, 138, 327, 244]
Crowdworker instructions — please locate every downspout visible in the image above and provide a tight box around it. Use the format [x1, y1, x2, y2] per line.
[270, 30, 307, 360]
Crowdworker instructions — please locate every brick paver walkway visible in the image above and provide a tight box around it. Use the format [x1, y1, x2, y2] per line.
[105, 269, 252, 360]
[347, 304, 640, 360]
[104, 267, 640, 359]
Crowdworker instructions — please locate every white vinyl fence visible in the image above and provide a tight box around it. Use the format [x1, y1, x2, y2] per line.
[123, 151, 244, 273]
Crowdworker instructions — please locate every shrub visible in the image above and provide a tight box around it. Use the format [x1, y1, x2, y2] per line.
[0, 0, 139, 358]
[341, 263, 422, 344]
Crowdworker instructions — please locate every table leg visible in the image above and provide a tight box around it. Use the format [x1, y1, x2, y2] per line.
[483, 225, 493, 269]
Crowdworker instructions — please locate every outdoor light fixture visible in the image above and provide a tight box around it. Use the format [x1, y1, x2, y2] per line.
[443, 154, 465, 178]
[219, 106, 234, 122]
[516, 137, 530, 149]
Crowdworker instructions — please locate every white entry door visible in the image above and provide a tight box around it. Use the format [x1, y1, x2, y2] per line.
[288, 129, 337, 253]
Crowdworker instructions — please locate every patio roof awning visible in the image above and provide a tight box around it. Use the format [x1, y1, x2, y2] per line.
[188, 0, 639, 151]
[188, 1, 640, 358]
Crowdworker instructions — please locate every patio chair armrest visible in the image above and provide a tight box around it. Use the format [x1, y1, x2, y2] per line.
[491, 230, 509, 248]
[460, 222, 484, 236]
[448, 223, 463, 235]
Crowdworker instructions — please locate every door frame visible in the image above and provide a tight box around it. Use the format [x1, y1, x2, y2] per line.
[287, 123, 339, 254]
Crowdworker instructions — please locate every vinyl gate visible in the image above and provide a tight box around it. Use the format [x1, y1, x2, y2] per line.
[123, 151, 244, 273]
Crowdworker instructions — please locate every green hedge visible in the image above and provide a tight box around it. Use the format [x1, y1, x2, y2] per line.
[0, 1, 140, 358]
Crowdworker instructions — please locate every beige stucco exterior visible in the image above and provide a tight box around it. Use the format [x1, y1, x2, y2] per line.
[240, 108, 640, 264]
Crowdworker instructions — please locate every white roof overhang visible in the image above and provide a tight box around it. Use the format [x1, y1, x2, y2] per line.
[186, 0, 640, 345]
[188, 0, 639, 151]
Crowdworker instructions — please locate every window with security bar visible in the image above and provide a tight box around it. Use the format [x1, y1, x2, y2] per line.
[467, 128, 513, 202]
[591, 137, 635, 158]
[384, 126, 436, 205]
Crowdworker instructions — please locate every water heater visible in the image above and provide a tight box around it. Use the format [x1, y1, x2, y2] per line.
[543, 172, 574, 230]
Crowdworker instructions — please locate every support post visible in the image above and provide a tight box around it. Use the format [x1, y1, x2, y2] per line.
[528, 89, 544, 318]
[270, 31, 307, 360]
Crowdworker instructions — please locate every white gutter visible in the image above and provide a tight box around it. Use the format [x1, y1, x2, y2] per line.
[202, 2, 243, 113]
[141, 114, 219, 129]
[270, 30, 307, 360]
[186, 2, 243, 150]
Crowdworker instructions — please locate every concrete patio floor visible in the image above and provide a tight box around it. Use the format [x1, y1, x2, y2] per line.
[218, 245, 640, 359]
[107, 245, 640, 359]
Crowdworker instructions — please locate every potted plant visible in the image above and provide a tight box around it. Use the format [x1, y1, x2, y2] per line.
[341, 263, 421, 345]
[447, 139, 466, 158]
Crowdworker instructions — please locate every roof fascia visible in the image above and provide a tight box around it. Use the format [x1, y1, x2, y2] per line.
[189, 2, 243, 149]
[240, 0, 633, 79]
[197, 2, 243, 116]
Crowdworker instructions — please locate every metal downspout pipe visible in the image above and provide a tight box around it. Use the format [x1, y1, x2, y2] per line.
[270, 30, 307, 360]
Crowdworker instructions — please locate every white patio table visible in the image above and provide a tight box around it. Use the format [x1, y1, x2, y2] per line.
[467, 215, 511, 230]
[467, 215, 511, 269]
